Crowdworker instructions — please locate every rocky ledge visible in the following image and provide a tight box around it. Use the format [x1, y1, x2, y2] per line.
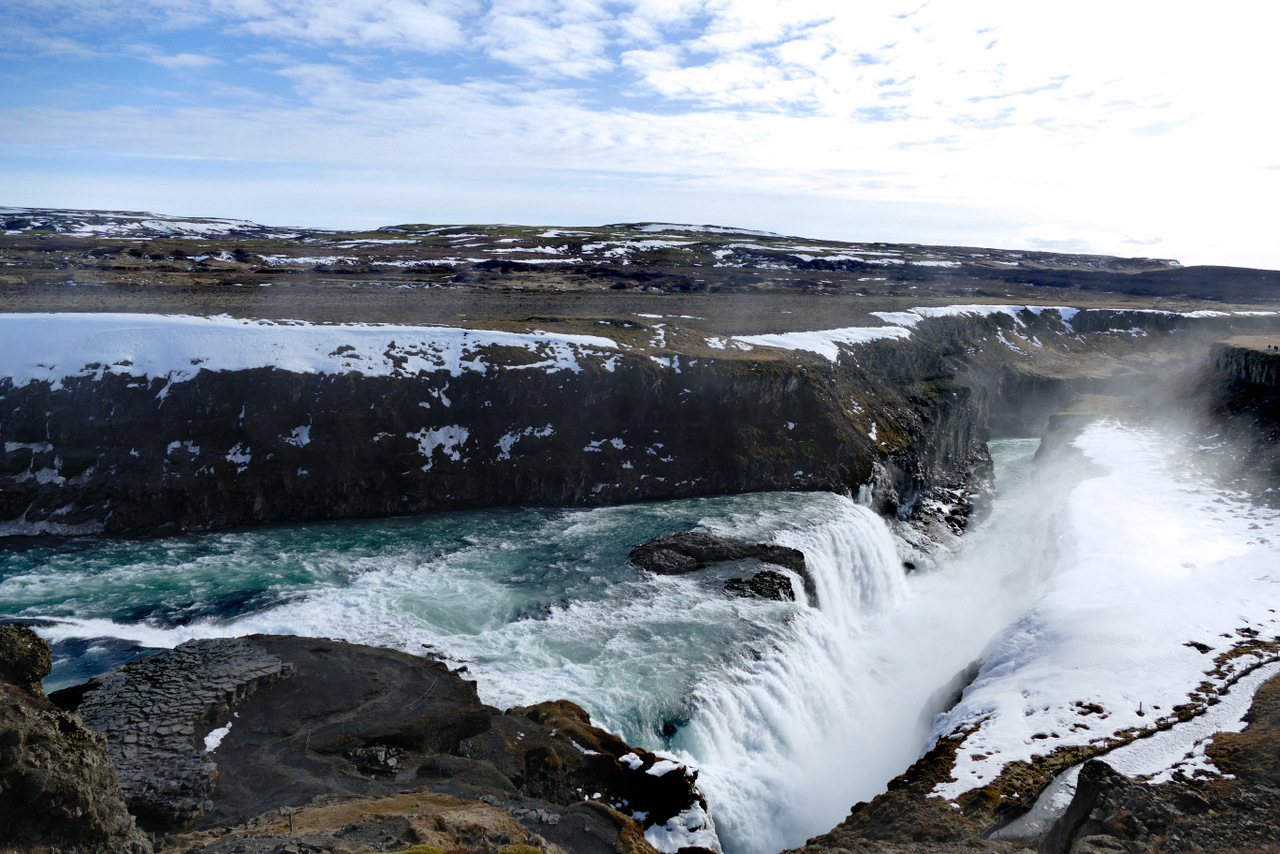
[39, 633, 705, 854]
[56, 637, 292, 829]
[1208, 336, 1280, 490]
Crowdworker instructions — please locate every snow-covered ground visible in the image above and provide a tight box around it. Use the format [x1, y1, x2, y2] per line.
[0, 313, 618, 390]
[730, 326, 912, 360]
[930, 421, 1280, 801]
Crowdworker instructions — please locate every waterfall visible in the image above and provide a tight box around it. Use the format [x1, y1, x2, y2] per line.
[682, 441, 1057, 854]
[673, 498, 909, 854]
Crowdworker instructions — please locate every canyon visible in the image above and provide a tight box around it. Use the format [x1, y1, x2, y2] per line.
[3, 208, 1280, 854]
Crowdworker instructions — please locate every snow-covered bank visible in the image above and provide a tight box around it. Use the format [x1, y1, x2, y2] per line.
[0, 313, 618, 390]
[931, 421, 1280, 802]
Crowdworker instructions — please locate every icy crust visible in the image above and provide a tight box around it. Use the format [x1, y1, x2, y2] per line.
[0, 313, 618, 389]
[994, 660, 1280, 841]
[929, 422, 1280, 801]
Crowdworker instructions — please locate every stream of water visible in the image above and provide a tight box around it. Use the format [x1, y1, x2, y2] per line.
[4, 427, 1277, 853]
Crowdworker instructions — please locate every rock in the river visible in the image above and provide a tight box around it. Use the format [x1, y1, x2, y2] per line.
[0, 623, 152, 854]
[630, 531, 805, 574]
[630, 531, 816, 603]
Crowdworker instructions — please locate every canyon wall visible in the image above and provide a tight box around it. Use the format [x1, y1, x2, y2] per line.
[1209, 336, 1280, 485]
[2, 309, 1276, 535]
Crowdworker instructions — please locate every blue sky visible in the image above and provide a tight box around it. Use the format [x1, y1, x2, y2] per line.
[3, 0, 1278, 268]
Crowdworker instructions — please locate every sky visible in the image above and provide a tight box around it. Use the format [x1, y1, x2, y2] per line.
[3, 0, 1278, 269]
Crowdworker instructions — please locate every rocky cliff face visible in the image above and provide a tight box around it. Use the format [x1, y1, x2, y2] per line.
[1212, 337, 1280, 389]
[0, 624, 152, 854]
[1206, 336, 1280, 489]
[2, 308, 1276, 535]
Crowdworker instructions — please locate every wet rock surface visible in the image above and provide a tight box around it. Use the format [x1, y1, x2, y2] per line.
[629, 531, 806, 575]
[0, 623, 152, 854]
[724, 568, 796, 601]
[61, 635, 700, 854]
[630, 531, 816, 603]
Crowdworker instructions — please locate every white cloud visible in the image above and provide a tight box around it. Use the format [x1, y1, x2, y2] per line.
[139, 50, 224, 69]
[477, 0, 615, 77]
[5, 0, 1280, 269]
[215, 0, 477, 51]
[0, 24, 106, 58]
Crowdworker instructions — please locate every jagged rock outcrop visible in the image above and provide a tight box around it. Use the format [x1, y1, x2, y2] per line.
[58, 636, 702, 854]
[0, 624, 152, 854]
[1206, 336, 1280, 488]
[1212, 338, 1280, 389]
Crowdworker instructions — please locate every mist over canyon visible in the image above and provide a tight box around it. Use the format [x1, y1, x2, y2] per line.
[3, 208, 1280, 854]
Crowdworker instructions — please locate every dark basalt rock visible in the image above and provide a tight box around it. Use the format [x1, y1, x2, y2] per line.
[724, 569, 795, 601]
[0, 619, 51, 692]
[1040, 761, 1164, 854]
[1208, 338, 1280, 490]
[66, 635, 702, 854]
[71, 637, 291, 831]
[630, 531, 806, 575]
[0, 624, 152, 854]
[630, 531, 816, 604]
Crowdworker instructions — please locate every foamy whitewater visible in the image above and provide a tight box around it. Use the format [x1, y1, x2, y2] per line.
[3, 423, 1278, 853]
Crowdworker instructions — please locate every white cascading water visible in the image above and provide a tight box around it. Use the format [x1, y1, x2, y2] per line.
[680, 439, 1064, 854]
[675, 498, 909, 853]
[14, 426, 1280, 854]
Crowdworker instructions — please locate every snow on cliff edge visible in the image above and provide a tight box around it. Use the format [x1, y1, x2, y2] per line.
[0, 313, 619, 390]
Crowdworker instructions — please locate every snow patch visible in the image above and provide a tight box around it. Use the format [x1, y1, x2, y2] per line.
[284, 425, 311, 447]
[407, 426, 469, 471]
[870, 311, 923, 328]
[203, 721, 232, 752]
[731, 326, 912, 361]
[0, 314, 618, 390]
[645, 804, 721, 854]
[495, 425, 554, 461]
